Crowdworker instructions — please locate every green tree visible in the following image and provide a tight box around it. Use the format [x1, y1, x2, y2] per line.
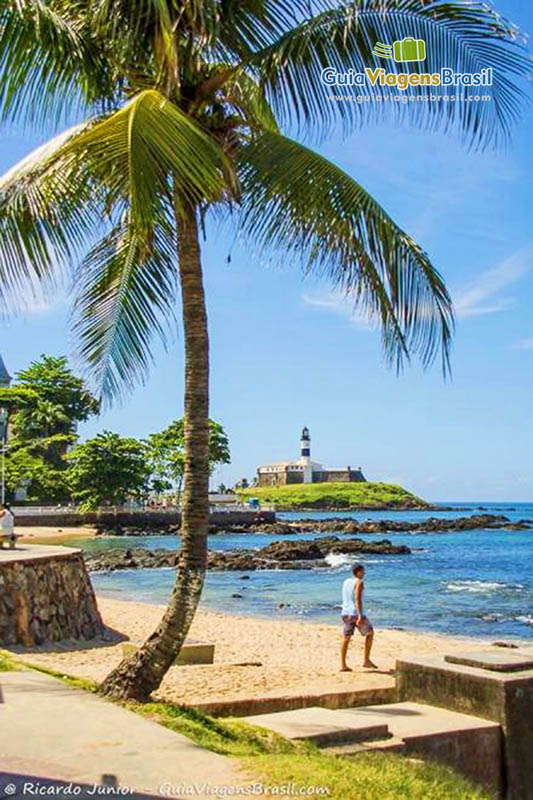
[4, 448, 71, 503]
[16, 400, 71, 440]
[14, 356, 99, 439]
[0, 2, 528, 700]
[207, 421, 231, 475]
[1, 357, 99, 501]
[146, 418, 230, 502]
[67, 431, 151, 509]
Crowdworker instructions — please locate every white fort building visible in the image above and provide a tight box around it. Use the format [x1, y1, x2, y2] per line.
[257, 427, 366, 487]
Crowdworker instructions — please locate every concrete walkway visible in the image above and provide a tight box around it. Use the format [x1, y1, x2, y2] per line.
[0, 671, 242, 799]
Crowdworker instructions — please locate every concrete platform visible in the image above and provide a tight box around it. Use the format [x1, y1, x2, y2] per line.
[322, 737, 406, 757]
[193, 684, 396, 717]
[397, 651, 533, 799]
[246, 700, 502, 794]
[445, 650, 533, 672]
[244, 706, 390, 745]
[0, 543, 81, 563]
[122, 640, 215, 666]
[0, 670, 240, 799]
[342, 701, 502, 793]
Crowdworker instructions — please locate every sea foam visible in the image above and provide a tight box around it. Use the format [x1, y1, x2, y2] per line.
[446, 580, 523, 594]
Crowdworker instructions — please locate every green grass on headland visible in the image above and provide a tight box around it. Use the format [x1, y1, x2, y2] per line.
[238, 481, 427, 510]
[0, 652, 491, 799]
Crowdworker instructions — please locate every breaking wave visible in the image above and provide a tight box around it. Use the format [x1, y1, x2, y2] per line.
[446, 580, 524, 594]
[324, 552, 352, 568]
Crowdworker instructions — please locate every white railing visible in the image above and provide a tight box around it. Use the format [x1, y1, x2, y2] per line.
[12, 503, 276, 515]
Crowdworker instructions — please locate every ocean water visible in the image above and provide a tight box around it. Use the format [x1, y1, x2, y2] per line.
[80, 502, 533, 640]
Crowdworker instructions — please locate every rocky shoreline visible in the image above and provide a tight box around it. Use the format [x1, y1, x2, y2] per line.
[234, 513, 532, 536]
[85, 535, 410, 573]
[95, 513, 531, 537]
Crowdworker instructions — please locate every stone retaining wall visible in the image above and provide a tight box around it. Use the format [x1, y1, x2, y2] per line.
[0, 550, 104, 646]
[14, 510, 276, 530]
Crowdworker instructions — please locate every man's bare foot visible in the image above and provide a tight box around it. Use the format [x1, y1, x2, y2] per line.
[363, 660, 377, 669]
[340, 666, 352, 672]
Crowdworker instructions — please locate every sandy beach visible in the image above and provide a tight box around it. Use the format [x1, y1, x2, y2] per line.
[18, 525, 98, 543]
[13, 595, 489, 708]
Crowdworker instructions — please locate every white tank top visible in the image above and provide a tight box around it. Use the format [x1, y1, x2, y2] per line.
[0, 510, 14, 534]
[342, 577, 364, 616]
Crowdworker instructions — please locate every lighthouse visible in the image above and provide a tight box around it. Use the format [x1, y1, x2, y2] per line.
[300, 426, 311, 463]
[256, 425, 366, 486]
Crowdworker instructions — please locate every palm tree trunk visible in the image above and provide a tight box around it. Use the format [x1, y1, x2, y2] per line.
[99, 205, 210, 701]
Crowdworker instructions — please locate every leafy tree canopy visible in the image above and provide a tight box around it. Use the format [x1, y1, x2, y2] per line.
[146, 417, 230, 491]
[67, 430, 151, 509]
[4, 448, 71, 503]
[3, 356, 100, 489]
[14, 356, 99, 434]
[0, 386, 39, 412]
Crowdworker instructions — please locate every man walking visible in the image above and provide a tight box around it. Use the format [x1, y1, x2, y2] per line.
[340, 564, 376, 671]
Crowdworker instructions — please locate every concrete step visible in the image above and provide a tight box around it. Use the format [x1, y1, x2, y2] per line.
[247, 701, 503, 793]
[340, 701, 502, 794]
[322, 737, 407, 757]
[244, 706, 390, 746]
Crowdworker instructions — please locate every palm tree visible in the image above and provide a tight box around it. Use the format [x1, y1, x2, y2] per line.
[0, 1, 528, 700]
[16, 400, 72, 439]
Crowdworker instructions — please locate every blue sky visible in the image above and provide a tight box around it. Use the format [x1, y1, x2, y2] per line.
[1, 0, 532, 501]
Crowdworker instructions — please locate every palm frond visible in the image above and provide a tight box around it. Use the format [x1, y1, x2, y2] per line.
[0, 121, 102, 314]
[59, 90, 227, 228]
[222, 71, 280, 133]
[0, 0, 115, 127]
[237, 130, 454, 373]
[249, 0, 531, 147]
[72, 212, 178, 403]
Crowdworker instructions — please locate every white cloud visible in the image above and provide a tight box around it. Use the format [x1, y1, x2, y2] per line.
[452, 250, 531, 319]
[512, 338, 533, 351]
[303, 250, 532, 330]
[302, 291, 377, 330]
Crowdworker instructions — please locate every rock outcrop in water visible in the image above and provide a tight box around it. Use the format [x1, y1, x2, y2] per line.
[94, 513, 531, 537]
[224, 514, 532, 536]
[85, 536, 410, 572]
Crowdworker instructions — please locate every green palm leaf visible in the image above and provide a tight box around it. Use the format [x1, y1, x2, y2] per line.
[72, 213, 177, 402]
[0, 121, 101, 314]
[0, 0, 115, 126]
[0, 90, 227, 316]
[250, 0, 531, 146]
[237, 130, 454, 373]
[222, 71, 280, 133]
[59, 90, 227, 228]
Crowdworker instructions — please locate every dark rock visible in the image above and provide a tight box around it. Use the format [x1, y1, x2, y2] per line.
[85, 535, 410, 573]
[492, 641, 519, 649]
[258, 541, 324, 561]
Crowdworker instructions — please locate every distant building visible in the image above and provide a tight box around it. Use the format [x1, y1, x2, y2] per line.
[0, 355, 28, 501]
[257, 427, 366, 486]
[0, 353, 11, 388]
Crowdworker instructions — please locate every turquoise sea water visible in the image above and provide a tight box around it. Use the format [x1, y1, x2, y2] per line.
[78, 502, 533, 640]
